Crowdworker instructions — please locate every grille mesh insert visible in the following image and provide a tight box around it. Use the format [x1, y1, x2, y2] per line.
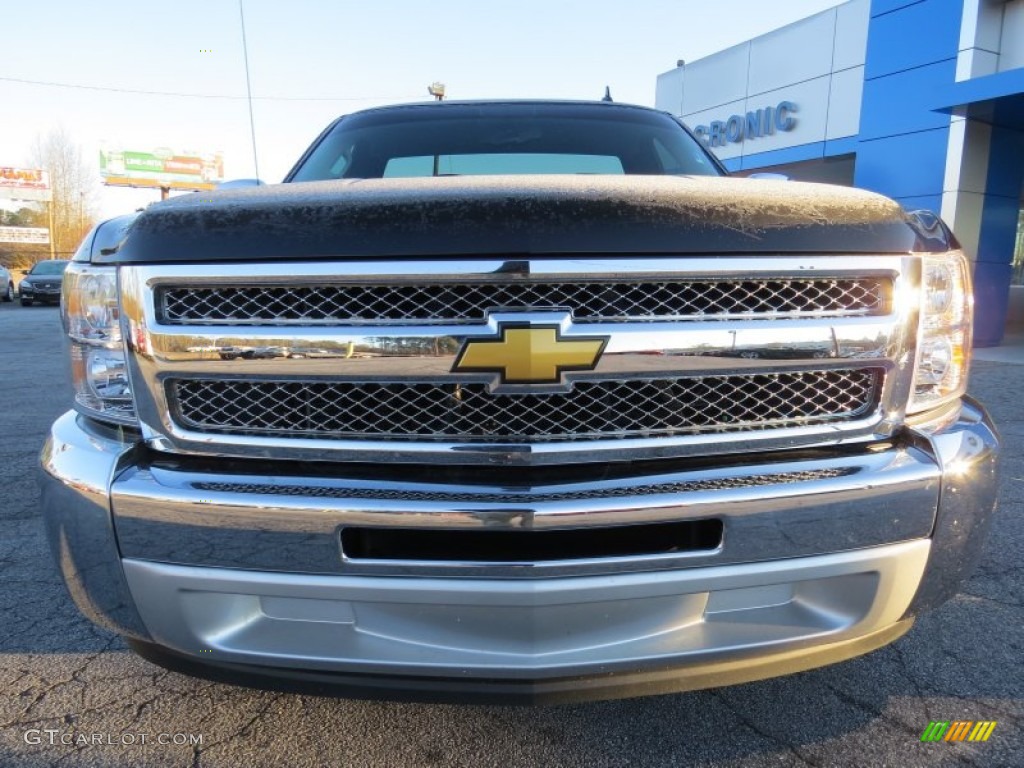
[193, 468, 853, 504]
[169, 369, 881, 442]
[159, 278, 888, 325]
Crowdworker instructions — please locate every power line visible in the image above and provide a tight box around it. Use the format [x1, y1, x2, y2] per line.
[0, 75, 419, 102]
[238, 0, 260, 181]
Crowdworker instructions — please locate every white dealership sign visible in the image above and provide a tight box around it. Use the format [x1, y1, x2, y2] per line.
[0, 168, 52, 202]
[0, 226, 50, 244]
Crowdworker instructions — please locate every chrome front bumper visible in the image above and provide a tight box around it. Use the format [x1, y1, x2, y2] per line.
[39, 399, 999, 701]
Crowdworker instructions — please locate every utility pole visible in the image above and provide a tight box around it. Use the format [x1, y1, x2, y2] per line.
[240, 0, 261, 182]
[47, 198, 56, 259]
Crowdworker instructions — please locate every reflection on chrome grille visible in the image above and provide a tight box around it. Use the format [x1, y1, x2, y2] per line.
[169, 369, 881, 442]
[159, 278, 888, 325]
[193, 468, 853, 503]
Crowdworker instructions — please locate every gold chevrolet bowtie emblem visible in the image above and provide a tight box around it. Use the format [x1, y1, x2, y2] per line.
[453, 324, 608, 384]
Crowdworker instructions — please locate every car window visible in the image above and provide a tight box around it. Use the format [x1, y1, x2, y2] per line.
[291, 105, 720, 181]
[383, 153, 625, 177]
[70, 231, 94, 263]
[92, 214, 138, 257]
[29, 261, 69, 275]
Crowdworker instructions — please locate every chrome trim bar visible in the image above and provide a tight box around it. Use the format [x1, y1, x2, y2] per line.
[128, 256, 901, 282]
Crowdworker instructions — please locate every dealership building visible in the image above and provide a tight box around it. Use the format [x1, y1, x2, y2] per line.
[656, 0, 1024, 346]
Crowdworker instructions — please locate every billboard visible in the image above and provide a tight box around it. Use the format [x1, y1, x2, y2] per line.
[99, 146, 224, 191]
[0, 167, 52, 202]
[0, 226, 49, 245]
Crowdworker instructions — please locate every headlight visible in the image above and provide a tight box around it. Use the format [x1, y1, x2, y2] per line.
[908, 251, 972, 414]
[61, 264, 137, 425]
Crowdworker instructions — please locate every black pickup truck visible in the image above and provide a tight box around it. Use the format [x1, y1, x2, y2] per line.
[40, 100, 998, 703]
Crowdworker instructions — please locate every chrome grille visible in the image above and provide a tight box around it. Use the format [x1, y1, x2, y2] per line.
[158, 277, 888, 325]
[168, 369, 881, 442]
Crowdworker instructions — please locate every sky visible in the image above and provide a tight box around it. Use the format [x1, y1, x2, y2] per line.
[1, 0, 847, 219]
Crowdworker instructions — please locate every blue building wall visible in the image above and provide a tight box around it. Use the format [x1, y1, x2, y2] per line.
[854, 0, 961, 214]
[672, 0, 1024, 345]
[854, 0, 1023, 346]
[972, 123, 1024, 345]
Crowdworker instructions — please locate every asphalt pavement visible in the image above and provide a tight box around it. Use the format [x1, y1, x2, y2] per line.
[0, 303, 1021, 768]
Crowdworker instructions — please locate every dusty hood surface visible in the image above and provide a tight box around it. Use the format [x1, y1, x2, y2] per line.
[104, 175, 946, 264]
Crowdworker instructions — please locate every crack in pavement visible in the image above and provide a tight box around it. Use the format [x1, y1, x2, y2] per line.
[189, 692, 286, 761]
[0, 635, 121, 730]
[958, 591, 1024, 609]
[709, 690, 821, 767]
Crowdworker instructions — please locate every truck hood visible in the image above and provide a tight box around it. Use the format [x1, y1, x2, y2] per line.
[103, 175, 952, 264]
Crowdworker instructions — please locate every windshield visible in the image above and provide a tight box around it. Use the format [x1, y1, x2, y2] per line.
[29, 261, 69, 275]
[290, 103, 721, 181]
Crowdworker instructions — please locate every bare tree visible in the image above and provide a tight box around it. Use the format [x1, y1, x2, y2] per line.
[0, 208, 46, 270]
[29, 126, 99, 259]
